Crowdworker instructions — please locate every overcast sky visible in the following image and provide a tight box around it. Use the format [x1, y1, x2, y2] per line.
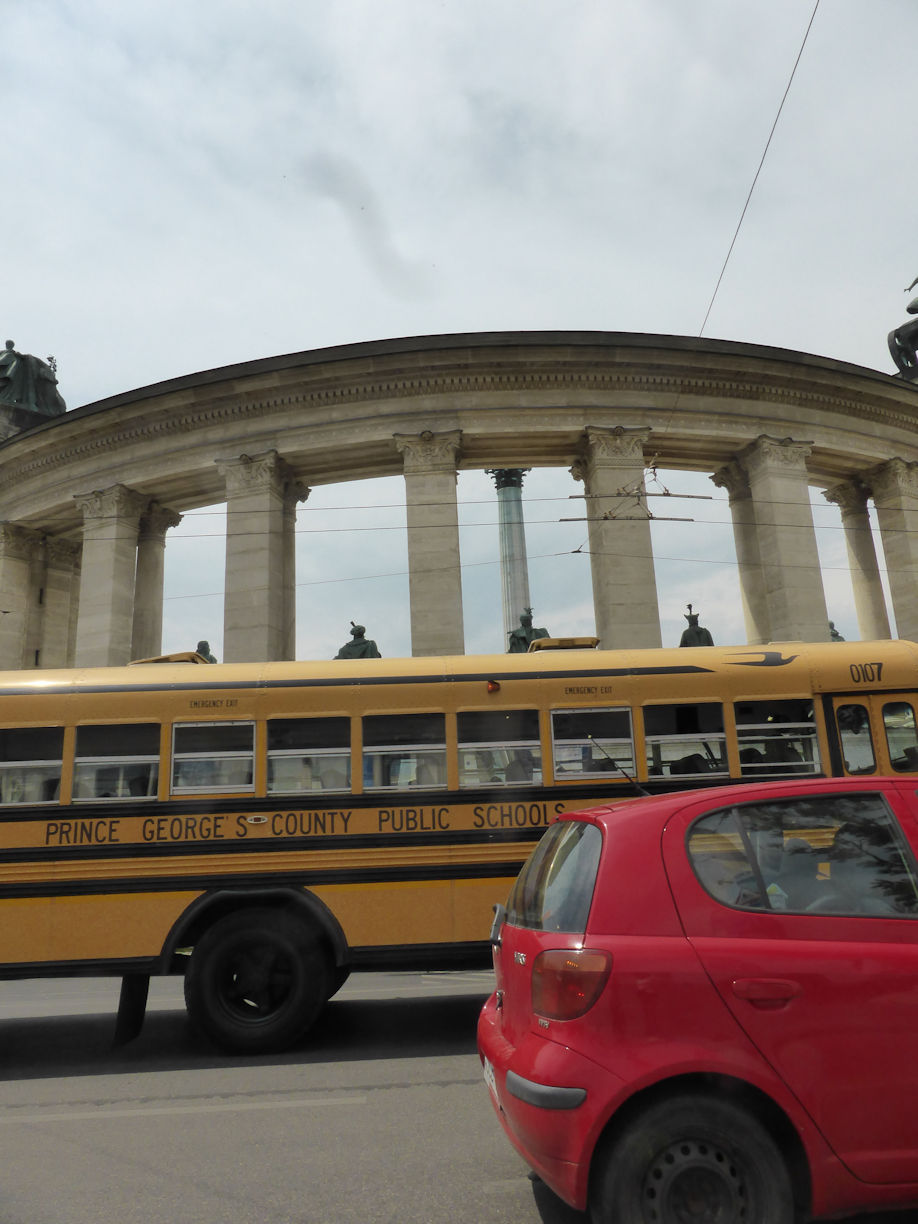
[4, 0, 916, 660]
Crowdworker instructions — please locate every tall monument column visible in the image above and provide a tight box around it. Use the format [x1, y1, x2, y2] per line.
[486, 468, 532, 645]
[74, 485, 148, 666]
[41, 537, 81, 668]
[737, 436, 829, 642]
[132, 503, 183, 660]
[218, 451, 305, 663]
[823, 479, 891, 641]
[866, 458, 918, 641]
[571, 425, 661, 649]
[395, 430, 465, 657]
[0, 524, 40, 669]
[711, 460, 771, 644]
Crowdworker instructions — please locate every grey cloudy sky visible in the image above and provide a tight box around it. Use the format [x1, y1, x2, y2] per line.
[4, 0, 915, 659]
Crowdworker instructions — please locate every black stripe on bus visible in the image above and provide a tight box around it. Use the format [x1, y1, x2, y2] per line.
[0, 942, 493, 978]
[0, 827, 545, 865]
[0, 860, 524, 901]
[0, 662, 715, 700]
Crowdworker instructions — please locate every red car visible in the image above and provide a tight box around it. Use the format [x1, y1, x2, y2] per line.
[478, 777, 918, 1223]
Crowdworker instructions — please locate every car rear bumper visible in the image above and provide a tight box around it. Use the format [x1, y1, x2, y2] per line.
[477, 995, 622, 1210]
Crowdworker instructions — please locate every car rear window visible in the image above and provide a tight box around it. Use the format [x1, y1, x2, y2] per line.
[506, 820, 602, 933]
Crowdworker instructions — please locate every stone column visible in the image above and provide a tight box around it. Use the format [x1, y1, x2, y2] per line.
[283, 481, 309, 660]
[394, 430, 465, 657]
[0, 524, 40, 669]
[73, 485, 147, 666]
[711, 461, 771, 644]
[571, 425, 661, 649]
[866, 459, 918, 641]
[131, 504, 183, 661]
[823, 479, 891, 641]
[486, 468, 532, 645]
[218, 451, 304, 663]
[737, 436, 829, 642]
[41, 537, 82, 668]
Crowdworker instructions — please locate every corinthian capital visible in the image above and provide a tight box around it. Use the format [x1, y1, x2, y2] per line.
[738, 435, 813, 482]
[394, 429, 462, 473]
[217, 450, 300, 498]
[139, 503, 183, 540]
[710, 460, 751, 503]
[0, 522, 40, 560]
[74, 484, 148, 523]
[581, 425, 652, 466]
[823, 479, 870, 518]
[866, 458, 918, 504]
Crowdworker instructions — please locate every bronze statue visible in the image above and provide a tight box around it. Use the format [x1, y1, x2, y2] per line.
[0, 341, 66, 414]
[335, 622, 381, 659]
[889, 289, 918, 379]
[196, 640, 217, 663]
[829, 622, 845, 642]
[508, 608, 550, 653]
[679, 604, 714, 647]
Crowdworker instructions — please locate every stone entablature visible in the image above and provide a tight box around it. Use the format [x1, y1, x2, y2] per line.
[0, 331, 916, 666]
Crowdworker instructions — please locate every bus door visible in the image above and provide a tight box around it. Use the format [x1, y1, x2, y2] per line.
[829, 694, 918, 776]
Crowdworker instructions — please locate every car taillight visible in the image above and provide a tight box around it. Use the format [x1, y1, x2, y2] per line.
[531, 948, 612, 1020]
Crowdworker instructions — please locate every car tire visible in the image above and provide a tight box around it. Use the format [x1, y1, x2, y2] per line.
[184, 907, 329, 1054]
[590, 1094, 794, 1224]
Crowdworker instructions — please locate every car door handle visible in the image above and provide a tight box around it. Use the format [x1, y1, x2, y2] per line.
[732, 978, 802, 1007]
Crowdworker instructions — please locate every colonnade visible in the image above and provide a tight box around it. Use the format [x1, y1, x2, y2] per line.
[0, 423, 916, 671]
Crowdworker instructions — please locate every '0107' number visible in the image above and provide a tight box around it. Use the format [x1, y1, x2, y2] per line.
[850, 662, 883, 683]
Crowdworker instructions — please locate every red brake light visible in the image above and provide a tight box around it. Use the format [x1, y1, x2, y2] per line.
[531, 948, 612, 1020]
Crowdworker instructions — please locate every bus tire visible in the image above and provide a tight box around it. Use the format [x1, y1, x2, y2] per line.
[590, 1095, 794, 1224]
[183, 907, 329, 1054]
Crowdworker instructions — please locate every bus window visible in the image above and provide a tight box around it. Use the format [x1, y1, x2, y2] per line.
[551, 707, 634, 778]
[734, 699, 821, 777]
[884, 702, 918, 773]
[267, 718, 351, 793]
[363, 713, 446, 789]
[643, 703, 728, 777]
[457, 710, 541, 787]
[0, 727, 63, 804]
[835, 703, 876, 774]
[73, 724, 160, 800]
[171, 722, 255, 793]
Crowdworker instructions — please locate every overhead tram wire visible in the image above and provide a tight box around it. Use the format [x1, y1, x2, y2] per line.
[655, 0, 822, 444]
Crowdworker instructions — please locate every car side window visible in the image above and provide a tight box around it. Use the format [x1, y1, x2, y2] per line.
[687, 794, 918, 917]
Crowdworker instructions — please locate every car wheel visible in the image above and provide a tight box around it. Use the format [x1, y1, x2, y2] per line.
[184, 907, 329, 1054]
[590, 1094, 794, 1224]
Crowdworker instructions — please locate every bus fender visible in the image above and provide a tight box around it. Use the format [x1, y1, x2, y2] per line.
[160, 886, 349, 973]
[113, 972, 150, 1047]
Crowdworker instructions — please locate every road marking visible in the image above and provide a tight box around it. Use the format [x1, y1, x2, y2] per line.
[0, 1095, 367, 1125]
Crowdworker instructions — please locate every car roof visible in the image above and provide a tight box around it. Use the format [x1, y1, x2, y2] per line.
[556, 775, 915, 835]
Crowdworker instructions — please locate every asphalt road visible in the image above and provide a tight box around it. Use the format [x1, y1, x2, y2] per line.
[0, 972, 913, 1224]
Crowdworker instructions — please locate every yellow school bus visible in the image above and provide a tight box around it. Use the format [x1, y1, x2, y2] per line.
[0, 637, 916, 1053]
